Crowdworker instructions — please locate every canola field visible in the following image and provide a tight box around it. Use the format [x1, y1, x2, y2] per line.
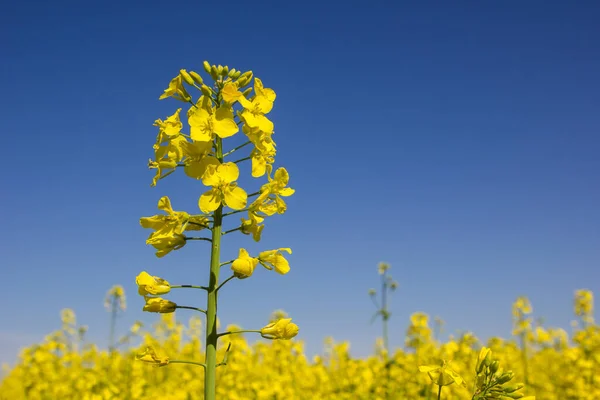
[0, 289, 598, 399]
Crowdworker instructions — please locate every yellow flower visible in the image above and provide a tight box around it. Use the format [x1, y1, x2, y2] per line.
[258, 248, 292, 274]
[155, 108, 183, 137]
[135, 346, 169, 367]
[240, 217, 264, 242]
[251, 167, 294, 216]
[574, 289, 594, 318]
[476, 347, 491, 373]
[159, 74, 190, 101]
[150, 110, 188, 186]
[260, 318, 299, 340]
[142, 296, 177, 314]
[419, 360, 464, 386]
[188, 97, 238, 142]
[378, 262, 390, 275]
[237, 78, 276, 134]
[104, 285, 126, 311]
[181, 140, 220, 180]
[140, 197, 191, 258]
[242, 125, 277, 178]
[199, 162, 247, 213]
[136, 271, 171, 296]
[231, 249, 259, 278]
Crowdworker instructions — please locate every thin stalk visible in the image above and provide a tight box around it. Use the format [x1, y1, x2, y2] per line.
[216, 275, 236, 292]
[233, 156, 251, 164]
[223, 141, 251, 157]
[204, 136, 224, 400]
[222, 208, 248, 217]
[217, 330, 261, 338]
[381, 273, 390, 400]
[108, 296, 117, 353]
[176, 306, 207, 314]
[171, 285, 209, 291]
[520, 331, 529, 384]
[437, 385, 442, 400]
[169, 360, 206, 368]
[222, 227, 242, 235]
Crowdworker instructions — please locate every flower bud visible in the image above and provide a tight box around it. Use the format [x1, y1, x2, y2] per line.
[136, 271, 171, 296]
[203, 61, 211, 74]
[496, 371, 514, 384]
[210, 65, 219, 80]
[217, 65, 224, 76]
[241, 87, 253, 97]
[504, 383, 525, 393]
[142, 296, 177, 314]
[222, 65, 229, 76]
[505, 392, 524, 399]
[200, 85, 212, 97]
[260, 318, 299, 340]
[233, 70, 242, 79]
[489, 360, 499, 374]
[189, 71, 203, 85]
[228, 68, 237, 78]
[179, 69, 194, 85]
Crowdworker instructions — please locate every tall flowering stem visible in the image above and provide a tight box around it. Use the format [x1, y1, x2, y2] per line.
[205, 137, 224, 398]
[135, 62, 298, 400]
[368, 262, 398, 398]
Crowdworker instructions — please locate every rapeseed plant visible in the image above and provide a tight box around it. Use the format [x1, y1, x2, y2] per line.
[137, 62, 297, 399]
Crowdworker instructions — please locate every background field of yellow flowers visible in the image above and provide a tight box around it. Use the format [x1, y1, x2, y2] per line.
[1, 288, 598, 399]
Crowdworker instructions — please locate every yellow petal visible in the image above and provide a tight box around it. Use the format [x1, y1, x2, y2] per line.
[201, 164, 221, 187]
[199, 188, 222, 213]
[157, 197, 174, 214]
[217, 162, 240, 183]
[255, 114, 274, 134]
[185, 157, 220, 180]
[222, 83, 242, 103]
[214, 118, 239, 138]
[223, 185, 247, 210]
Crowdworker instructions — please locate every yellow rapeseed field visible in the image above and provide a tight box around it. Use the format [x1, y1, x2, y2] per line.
[0, 289, 597, 399]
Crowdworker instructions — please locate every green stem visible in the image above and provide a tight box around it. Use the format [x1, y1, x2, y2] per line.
[108, 296, 117, 353]
[216, 275, 236, 292]
[222, 208, 248, 217]
[222, 227, 242, 235]
[520, 331, 529, 384]
[233, 156, 251, 164]
[171, 285, 209, 291]
[169, 360, 206, 368]
[220, 260, 234, 267]
[223, 141, 251, 157]
[217, 330, 261, 338]
[185, 237, 212, 242]
[437, 385, 442, 400]
[175, 306, 207, 314]
[204, 136, 224, 400]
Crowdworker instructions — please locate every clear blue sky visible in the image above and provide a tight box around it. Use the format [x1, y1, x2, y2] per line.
[2, 1, 599, 365]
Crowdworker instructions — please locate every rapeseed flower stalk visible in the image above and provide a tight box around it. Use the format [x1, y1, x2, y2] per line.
[368, 262, 398, 398]
[136, 61, 296, 400]
[104, 285, 126, 353]
[512, 296, 533, 384]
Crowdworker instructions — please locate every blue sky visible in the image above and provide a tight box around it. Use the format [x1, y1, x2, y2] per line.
[1, 1, 599, 366]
